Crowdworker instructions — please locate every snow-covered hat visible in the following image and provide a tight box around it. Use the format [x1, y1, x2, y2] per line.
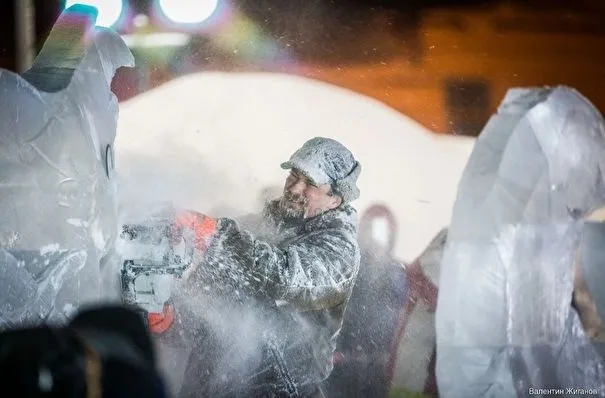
[281, 137, 361, 203]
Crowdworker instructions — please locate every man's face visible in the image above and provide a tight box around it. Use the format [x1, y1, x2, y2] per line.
[278, 169, 342, 219]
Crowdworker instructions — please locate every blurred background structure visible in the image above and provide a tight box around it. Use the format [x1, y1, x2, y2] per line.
[1, 0, 604, 136]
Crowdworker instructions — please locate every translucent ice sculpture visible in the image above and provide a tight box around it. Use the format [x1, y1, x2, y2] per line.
[0, 5, 134, 328]
[436, 87, 605, 397]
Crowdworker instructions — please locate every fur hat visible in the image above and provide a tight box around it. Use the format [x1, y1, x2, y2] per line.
[281, 137, 361, 203]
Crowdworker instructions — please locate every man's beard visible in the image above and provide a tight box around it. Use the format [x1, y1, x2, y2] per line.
[278, 191, 308, 219]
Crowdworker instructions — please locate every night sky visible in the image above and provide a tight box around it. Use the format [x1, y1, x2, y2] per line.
[0, 0, 603, 71]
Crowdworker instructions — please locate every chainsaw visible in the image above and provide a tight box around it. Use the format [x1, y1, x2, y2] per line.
[119, 213, 196, 317]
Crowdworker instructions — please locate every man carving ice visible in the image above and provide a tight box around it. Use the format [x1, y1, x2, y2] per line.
[159, 137, 362, 397]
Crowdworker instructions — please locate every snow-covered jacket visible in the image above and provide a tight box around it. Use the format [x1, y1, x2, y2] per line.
[179, 200, 360, 395]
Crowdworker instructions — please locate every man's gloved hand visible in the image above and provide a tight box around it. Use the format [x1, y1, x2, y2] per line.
[170, 210, 218, 252]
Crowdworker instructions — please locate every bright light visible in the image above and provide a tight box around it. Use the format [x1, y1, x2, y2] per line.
[158, 0, 219, 24]
[372, 217, 391, 248]
[121, 32, 191, 48]
[65, 0, 124, 28]
[133, 13, 149, 28]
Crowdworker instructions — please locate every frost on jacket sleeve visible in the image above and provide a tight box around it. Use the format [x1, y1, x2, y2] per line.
[435, 86, 605, 398]
[201, 205, 361, 312]
[0, 6, 134, 328]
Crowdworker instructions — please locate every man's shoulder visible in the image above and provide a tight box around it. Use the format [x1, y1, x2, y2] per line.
[329, 203, 358, 223]
[336, 204, 358, 219]
[306, 204, 358, 234]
